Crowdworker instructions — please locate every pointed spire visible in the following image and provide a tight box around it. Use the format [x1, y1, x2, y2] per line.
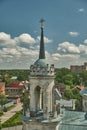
[39, 18, 45, 59]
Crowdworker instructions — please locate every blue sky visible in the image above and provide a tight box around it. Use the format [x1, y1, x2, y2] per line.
[0, 0, 87, 69]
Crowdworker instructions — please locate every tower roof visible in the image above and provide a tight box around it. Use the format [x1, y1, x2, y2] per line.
[39, 18, 45, 59]
[34, 19, 47, 67]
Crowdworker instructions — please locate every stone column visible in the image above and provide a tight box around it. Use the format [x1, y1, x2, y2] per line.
[40, 89, 42, 109]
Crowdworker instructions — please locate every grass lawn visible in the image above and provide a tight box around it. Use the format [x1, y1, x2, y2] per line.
[2, 111, 23, 128]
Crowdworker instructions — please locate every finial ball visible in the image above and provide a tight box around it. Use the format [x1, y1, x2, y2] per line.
[40, 18, 45, 23]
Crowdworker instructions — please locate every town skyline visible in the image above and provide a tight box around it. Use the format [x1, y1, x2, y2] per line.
[0, 0, 87, 69]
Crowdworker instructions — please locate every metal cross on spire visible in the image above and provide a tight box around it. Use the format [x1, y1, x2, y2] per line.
[40, 18, 45, 29]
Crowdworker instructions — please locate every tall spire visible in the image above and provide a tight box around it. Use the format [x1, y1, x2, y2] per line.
[39, 18, 45, 59]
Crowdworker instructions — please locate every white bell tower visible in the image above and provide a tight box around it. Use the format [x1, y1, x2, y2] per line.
[29, 19, 55, 118]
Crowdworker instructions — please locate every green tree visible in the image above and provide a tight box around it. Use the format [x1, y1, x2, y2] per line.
[55, 68, 72, 83]
[64, 89, 74, 99]
[0, 95, 7, 111]
[63, 74, 73, 87]
[21, 90, 30, 116]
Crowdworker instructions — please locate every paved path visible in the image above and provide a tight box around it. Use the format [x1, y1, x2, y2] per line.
[1, 103, 23, 124]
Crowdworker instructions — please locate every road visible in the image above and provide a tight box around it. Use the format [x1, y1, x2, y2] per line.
[0, 103, 23, 124]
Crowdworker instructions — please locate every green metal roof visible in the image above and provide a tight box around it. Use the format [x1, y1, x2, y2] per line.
[59, 110, 87, 130]
[34, 59, 47, 67]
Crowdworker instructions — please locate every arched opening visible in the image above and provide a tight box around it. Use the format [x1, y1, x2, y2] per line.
[35, 86, 43, 111]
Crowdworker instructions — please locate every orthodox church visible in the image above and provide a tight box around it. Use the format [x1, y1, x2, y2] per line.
[21, 20, 87, 130]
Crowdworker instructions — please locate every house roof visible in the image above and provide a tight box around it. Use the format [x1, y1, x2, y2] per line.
[75, 85, 84, 90]
[9, 80, 25, 89]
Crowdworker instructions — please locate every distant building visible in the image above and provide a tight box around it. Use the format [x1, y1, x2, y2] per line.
[56, 99, 76, 110]
[5, 80, 25, 103]
[70, 62, 87, 72]
[0, 82, 5, 95]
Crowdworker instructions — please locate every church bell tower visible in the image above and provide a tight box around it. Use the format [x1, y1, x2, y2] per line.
[29, 19, 55, 118]
[22, 19, 61, 130]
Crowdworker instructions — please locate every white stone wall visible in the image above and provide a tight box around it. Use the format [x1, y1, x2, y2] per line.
[23, 121, 60, 130]
[29, 76, 55, 118]
[82, 96, 87, 112]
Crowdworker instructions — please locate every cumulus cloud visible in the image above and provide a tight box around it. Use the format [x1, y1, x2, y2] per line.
[84, 39, 87, 44]
[1, 31, 87, 69]
[16, 46, 39, 56]
[52, 53, 61, 60]
[0, 32, 16, 47]
[2, 48, 21, 55]
[50, 39, 87, 68]
[57, 42, 80, 54]
[52, 52, 80, 61]
[78, 8, 84, 12]
[37, 36, 52, 43]
[68, 32, 79, 37]
[15, 33, 36, 44]
[79, 44, 87, 54]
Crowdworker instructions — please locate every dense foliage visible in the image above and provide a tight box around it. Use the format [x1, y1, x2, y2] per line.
[55, 68, 87, 86]
[55, 68, 87, 111]
[0, 95, 8, 110]
[0, 69, 30, 87]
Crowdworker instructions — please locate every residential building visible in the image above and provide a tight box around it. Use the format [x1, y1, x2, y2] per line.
[5, 80, 25, 103]
[70, 62, 87, 72]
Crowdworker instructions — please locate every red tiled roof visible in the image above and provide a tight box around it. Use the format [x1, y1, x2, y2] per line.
[9, 80, 25, 89]
[75, 85, 84, 90]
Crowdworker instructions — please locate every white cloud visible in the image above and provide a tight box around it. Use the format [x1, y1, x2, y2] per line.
[15, 33, 36, 44]
[37, 36, 52, 43]
[2, 48, 21, 55]
[79, 44, 87, 54]
[57, 42, 80, 54]
[52, 53, 61, 60]
[84, 39, 87, 44]
[68, 32, 79, 37]
[16, 46, 39, 56]
[1, 32, 87, 69]
[0, 32, 16, 46]
[78, 8, 84, 12]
